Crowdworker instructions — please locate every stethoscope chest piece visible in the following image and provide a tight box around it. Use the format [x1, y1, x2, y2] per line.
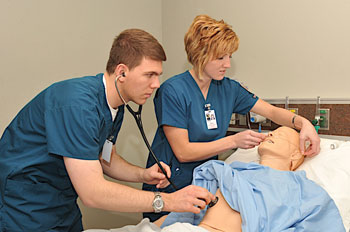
[208, 196, 219, 208]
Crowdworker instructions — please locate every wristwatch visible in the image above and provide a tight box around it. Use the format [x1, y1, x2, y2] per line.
[152, 192, 164, 213]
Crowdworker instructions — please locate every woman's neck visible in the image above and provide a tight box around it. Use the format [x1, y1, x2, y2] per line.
[189, 69, 211, 99]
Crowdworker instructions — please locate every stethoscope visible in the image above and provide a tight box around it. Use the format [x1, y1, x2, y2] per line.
[114, 73, 178, 190]
[112, 73, 219, 207]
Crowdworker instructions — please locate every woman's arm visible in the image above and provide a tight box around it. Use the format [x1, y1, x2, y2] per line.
[163, 125, 265, 163]
[251, 99, 320, 156]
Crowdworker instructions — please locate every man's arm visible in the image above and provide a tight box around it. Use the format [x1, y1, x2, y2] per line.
[100, 145, 146, 182]
[64, 156, 154, 212]
[100, 146, 170, 188]
[64, 156, 215, 213]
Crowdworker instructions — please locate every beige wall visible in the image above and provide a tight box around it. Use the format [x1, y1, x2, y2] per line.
[161, 0, 350, 99]
[0, 0, 162, 229]
[1, 0, 350, 230]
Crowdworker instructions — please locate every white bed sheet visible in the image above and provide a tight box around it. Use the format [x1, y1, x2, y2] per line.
[225, 137, 350, 231]
[84, 218, 208, 232]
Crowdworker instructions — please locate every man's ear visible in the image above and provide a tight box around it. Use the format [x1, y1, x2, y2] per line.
[114, 64, 128, 81]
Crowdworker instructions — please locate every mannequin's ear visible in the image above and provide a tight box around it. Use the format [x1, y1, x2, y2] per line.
[291, 149, 304, 171]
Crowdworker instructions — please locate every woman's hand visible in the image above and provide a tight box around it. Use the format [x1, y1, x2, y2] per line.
[299, 119, 320, 157]
[231, 130, 267, 149]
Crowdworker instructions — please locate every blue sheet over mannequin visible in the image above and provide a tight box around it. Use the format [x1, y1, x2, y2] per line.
[162, 160, 345, 231]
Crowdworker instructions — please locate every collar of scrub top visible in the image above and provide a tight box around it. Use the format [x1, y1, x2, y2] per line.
[113, 74, 178, 191]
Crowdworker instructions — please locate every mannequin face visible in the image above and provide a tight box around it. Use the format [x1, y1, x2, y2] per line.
[258, 126, 304, 171]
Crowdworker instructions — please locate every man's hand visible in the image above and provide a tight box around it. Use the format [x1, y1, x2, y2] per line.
[142, 162, 171, 188]
[163, 185, 216, 214]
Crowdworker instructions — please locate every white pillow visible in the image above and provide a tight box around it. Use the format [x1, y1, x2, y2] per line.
[298, 141, 350, 231]
[224, 146, 259, 165]
[224, 138, 350, 231]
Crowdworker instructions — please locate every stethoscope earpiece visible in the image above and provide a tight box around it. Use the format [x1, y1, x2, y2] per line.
[115, 72, 126, 80]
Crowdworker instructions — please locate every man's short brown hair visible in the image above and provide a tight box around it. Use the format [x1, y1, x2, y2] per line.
[106, 29, 166, 74]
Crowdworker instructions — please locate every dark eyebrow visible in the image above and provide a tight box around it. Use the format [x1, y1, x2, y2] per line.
[145, 71, 162, 76]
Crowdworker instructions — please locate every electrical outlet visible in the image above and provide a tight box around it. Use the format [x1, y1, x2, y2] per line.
[318, 108, 330, 130]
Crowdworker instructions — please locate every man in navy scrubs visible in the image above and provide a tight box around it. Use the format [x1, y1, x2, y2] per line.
[0, 29, 214, 232]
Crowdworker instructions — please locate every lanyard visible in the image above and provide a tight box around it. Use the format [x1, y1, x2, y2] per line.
[107, 115, 120, 143]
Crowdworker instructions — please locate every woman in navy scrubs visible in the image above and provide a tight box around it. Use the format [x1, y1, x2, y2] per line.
[0, 29, 215, 232]
[143, 15, 320, 221]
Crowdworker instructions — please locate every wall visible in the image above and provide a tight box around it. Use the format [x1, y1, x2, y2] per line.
[161, 0, 350, 99]
[0, 0, 162, 229]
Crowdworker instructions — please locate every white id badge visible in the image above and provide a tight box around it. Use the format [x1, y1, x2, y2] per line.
[205, 110, 218, 129]
[101, 140, 113, 162]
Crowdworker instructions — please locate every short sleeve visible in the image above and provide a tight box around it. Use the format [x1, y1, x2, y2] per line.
[232, 82, 258, 114]
[45, 106, 101, 160]
[154, 84, 188, 129]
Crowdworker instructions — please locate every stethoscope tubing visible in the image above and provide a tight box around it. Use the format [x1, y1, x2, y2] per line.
[114, 75, 177, 190]
[125, 104, 178, 191]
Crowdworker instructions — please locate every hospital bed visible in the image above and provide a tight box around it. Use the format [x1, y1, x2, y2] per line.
[85, 135, 350, 232]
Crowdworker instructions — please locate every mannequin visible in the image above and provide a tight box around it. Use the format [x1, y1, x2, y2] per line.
[155, 126, 305, 231]
[196, 126, 303, 232]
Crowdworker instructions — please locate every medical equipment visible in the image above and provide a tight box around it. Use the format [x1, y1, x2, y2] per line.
[208, 196, 219, 208]
[114, 73, 177, 190]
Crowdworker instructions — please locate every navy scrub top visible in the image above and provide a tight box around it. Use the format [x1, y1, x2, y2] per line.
[0, 73, 124, 232]
[143, 71, 258, 210]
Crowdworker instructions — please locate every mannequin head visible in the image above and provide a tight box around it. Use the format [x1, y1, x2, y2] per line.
[258, 126, 304, 171]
